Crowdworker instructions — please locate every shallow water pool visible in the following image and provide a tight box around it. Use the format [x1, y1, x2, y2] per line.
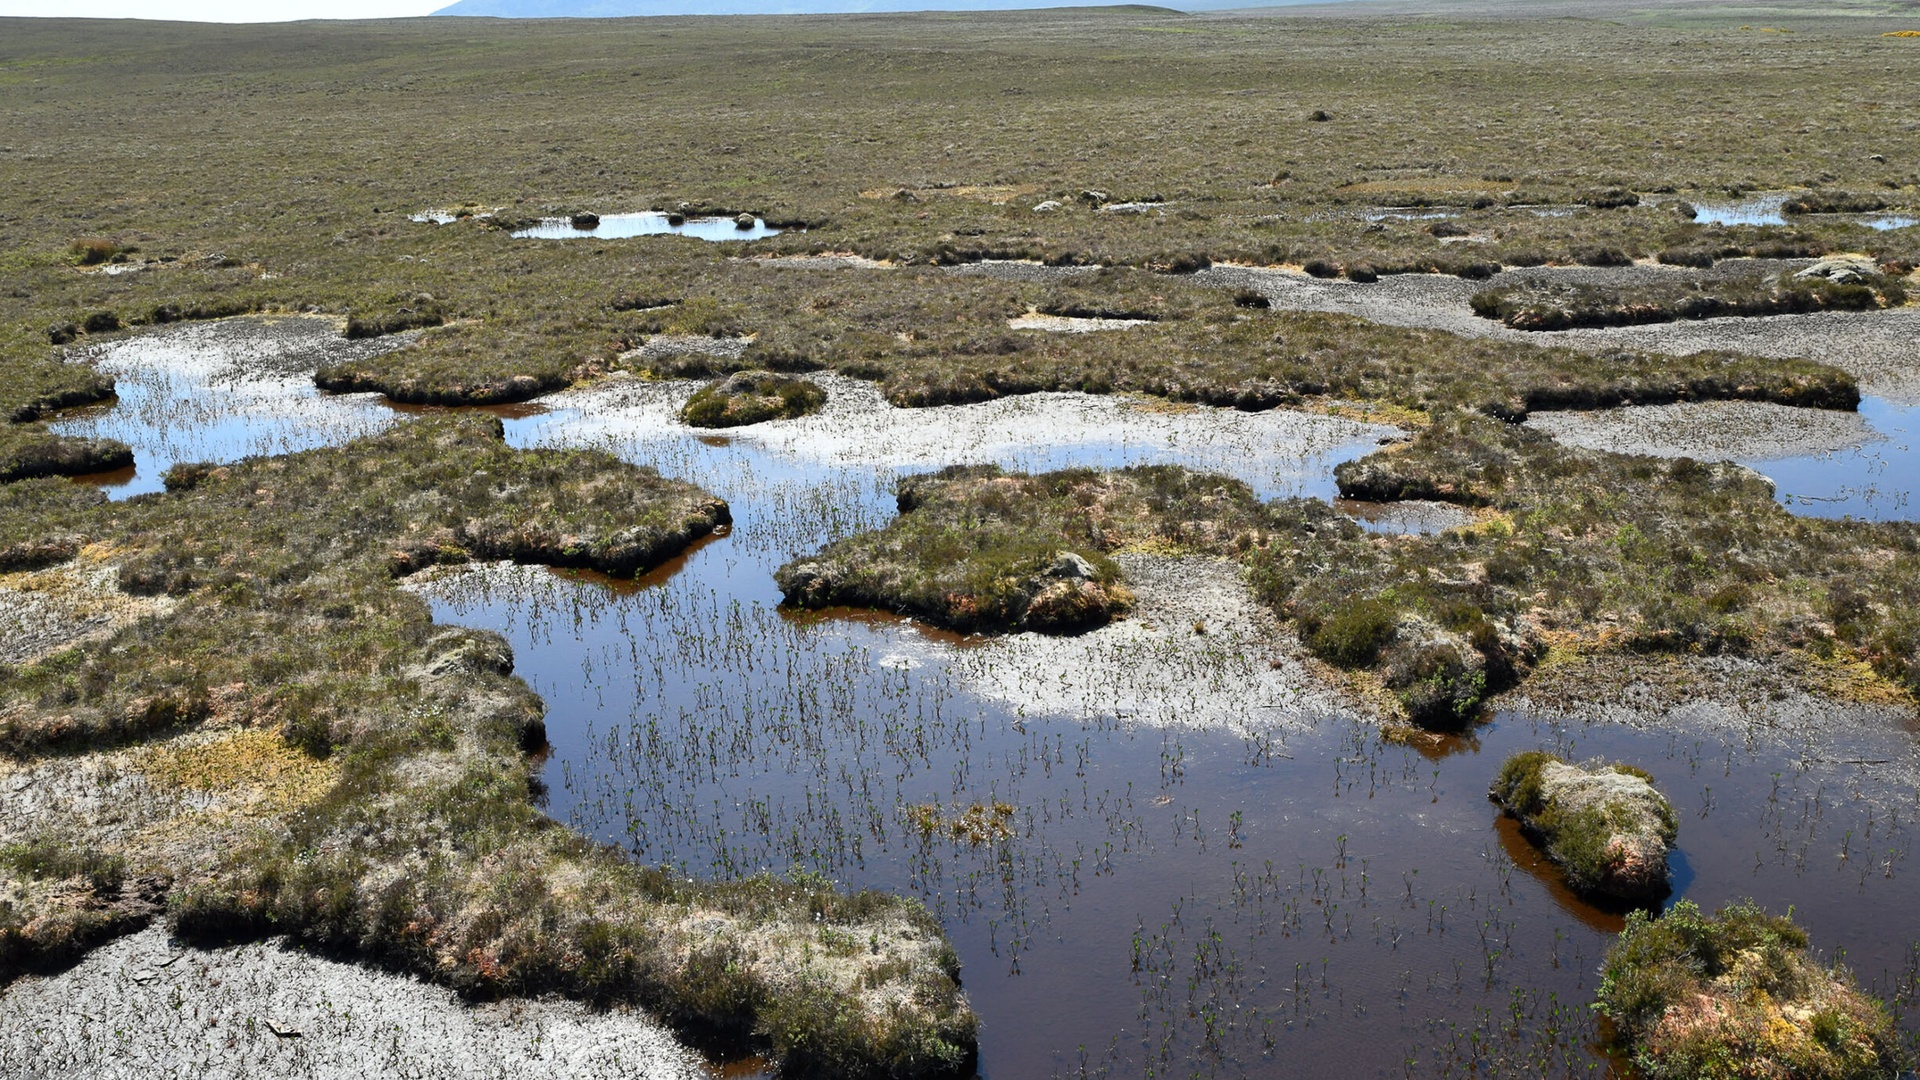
[511, 212, 781, 241]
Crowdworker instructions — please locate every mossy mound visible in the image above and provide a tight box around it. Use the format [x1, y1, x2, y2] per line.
[0, 427, 132, 483]
[777, 464, 1274, 633]
[1, 357, 116, 424]
[1598, 900, 1903, 1080]
[1490, 751, 1676, 901]
[681, 370, 826, 428]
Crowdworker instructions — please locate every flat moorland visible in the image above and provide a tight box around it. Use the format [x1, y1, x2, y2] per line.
[4, 4, 1920, 1074]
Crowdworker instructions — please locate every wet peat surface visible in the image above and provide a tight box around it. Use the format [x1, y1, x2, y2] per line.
[24, 320, 1920, 1076]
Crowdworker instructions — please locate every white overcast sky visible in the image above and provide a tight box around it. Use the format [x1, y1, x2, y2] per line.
[0, 0, 442, 19]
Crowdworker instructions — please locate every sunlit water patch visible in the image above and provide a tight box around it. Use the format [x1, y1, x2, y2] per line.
[1691, 194, 1791, 227]
[511, 213, 781, 241]
[1359, 208, 1459, 222]
[1687, 194, 1914, 231]
[1335, 498, 1475, 535]
[498, 374, 1391, 504]
[1860, 215, 1918, 231]
[1758, 397, 1919, 520]
[47, 316, 412, 499]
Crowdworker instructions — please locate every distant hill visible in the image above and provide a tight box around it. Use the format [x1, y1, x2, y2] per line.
[433, 0, 1253, 15]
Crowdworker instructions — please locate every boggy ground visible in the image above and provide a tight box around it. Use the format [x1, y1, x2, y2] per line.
[4, 3, 1920, 1073]
[0, 416, 975, 1078]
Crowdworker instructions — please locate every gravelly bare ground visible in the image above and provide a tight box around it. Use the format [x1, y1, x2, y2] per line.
[1193, 260, 1920, 403]
[0, 927, 709, 1080]
[1525, 399, 1883, 460]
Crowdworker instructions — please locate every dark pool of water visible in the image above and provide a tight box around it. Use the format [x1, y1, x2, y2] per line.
[511, 213, 782, 242]
[399, 404, 1920, 1079]
[1750, 396, 1919, 522]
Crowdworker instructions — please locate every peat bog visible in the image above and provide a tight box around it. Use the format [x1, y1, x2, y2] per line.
[7, 3, 1920, 1077]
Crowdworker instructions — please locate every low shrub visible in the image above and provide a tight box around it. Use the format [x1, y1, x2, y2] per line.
[67, 238, 120, 266]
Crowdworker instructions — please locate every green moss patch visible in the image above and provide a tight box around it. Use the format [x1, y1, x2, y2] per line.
[1598, 900, 1904, 1080]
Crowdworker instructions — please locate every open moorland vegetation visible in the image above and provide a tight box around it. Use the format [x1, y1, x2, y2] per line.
[4, 2, 1920, 1075]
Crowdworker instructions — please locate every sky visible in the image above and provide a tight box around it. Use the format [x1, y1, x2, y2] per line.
[0, 0, 442, 19]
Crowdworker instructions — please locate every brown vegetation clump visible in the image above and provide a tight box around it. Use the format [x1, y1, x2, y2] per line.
[1471, 268, 1906, 332]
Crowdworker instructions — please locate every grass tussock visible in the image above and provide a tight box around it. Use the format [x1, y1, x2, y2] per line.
[1597, 900, 1904, 1080]
[0, 832, 166, 983]
[0, 427, 133, 483]
[0, 480, 109, 572]
[1489, 751, 1676, 901]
